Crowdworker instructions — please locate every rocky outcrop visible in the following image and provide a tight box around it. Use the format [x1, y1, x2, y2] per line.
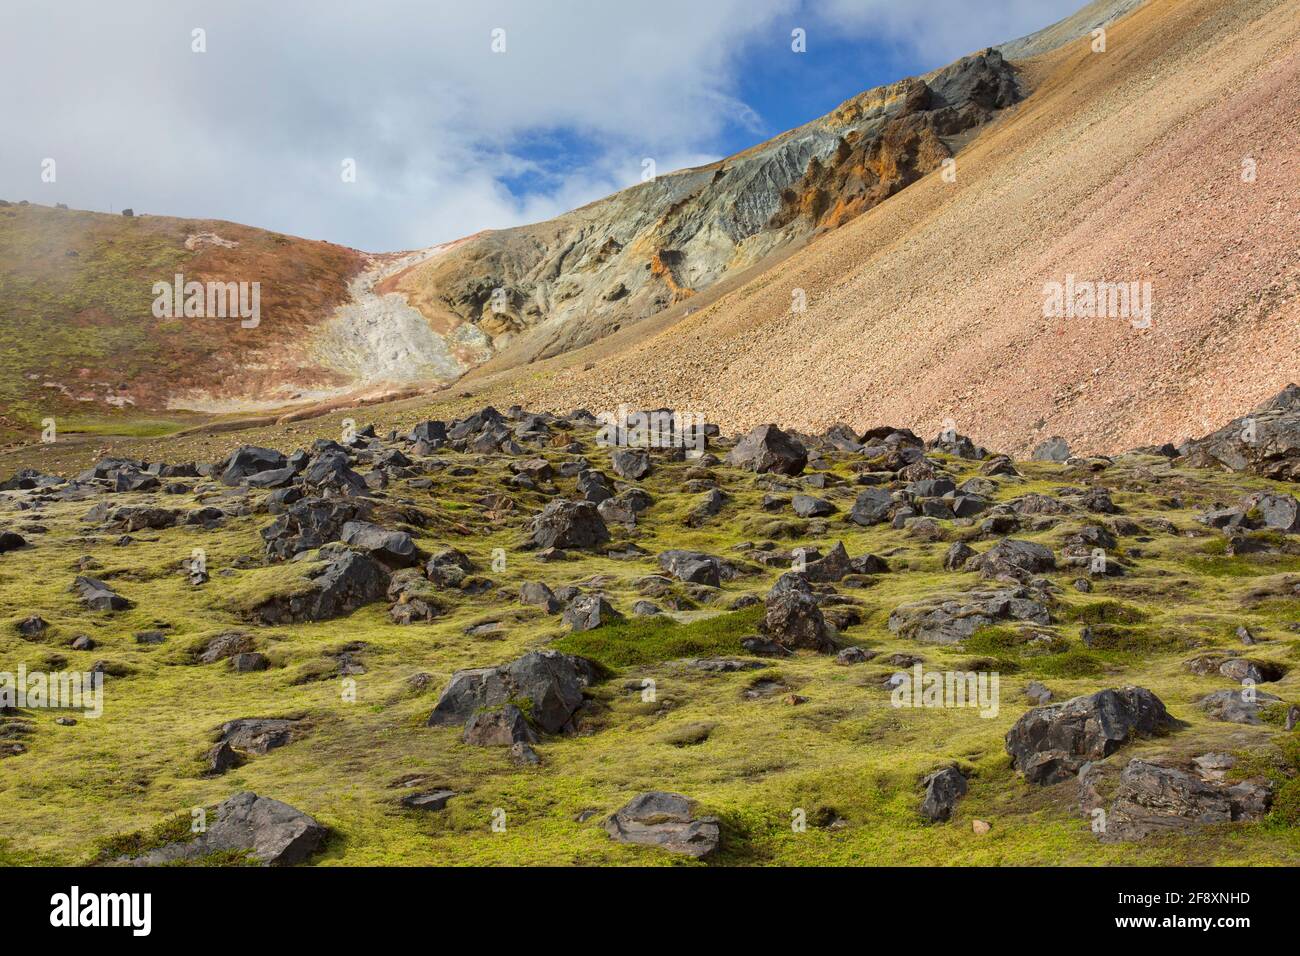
[965, 539, 1056, 581]
[262, 498, 370, 560]
[1199, 688, 1280, 725]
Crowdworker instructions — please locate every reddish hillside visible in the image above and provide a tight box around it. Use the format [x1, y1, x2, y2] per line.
[0, 203, 364, 442]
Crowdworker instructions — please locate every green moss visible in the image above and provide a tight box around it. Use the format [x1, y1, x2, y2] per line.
[1061, 600, 1149, 625]
[89, 810, 198, 864]
[62, 419, 189, 438]
[8, 400, 1300, 867]
[1254, 702, 1289, 727]
[1030, 649, 1107, 678]
[1081, 624, 1193, 653]
[223, 560, 321, 615]
[1272, 779, 1300, 827]
[1186, 554, 1300, 577]
[0, 839, 44, 866]
[554, 606, 764, 669]
[964, 626, 1024, 653]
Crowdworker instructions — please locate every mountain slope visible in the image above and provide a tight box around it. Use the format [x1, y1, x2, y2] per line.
[0, 204, 366, 440]
[441, 0, 1300, 457]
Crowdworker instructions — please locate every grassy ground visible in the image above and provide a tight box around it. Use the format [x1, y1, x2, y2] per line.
[1, 428, 1299, 866]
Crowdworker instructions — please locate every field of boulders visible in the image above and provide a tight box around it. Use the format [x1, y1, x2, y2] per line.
[1, 389, 1299, 865]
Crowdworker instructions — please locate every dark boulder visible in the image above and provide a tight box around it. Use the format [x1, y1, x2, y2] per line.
[409, 420, 448, 446]
[920, 767, 968, 822]
[611, 448, 652, 480]
[427, 650, 599, 734]
[1, 469, 64, 491]
[725, 425, 807, 476]
[221, 446, 288, 486]
[576, 469, 615, 504]
[0, 531, 28, 553]
[401, 790, 455, 811]
[116, 470, 161, 494]
[425, 548, 474, 588]
[341, 520, 421, 567]
[658, 549, 728, 587]
[124, 792, 326, 866]
[71, 576, 130, 612]
[792, 494, 835, 517]
[527, 500, 610, 551]
[107, 506, 182, 532]
[301, 449, 366, 496]
[249, 552, 388, 624]
[803, 541, 851, 582]
[518, 581, 561, 613]
[763, 576, 834, 652]
[849, 487, 894, 526]
[1005, 687, 1176, 785]
[943, 541, 977, 570]
[230, 652, 270, 673]
[245, 467, 297, 489]
[17, 615, 47, 639]
[204, 741, 245, 775]
[562, 594, 622, 631]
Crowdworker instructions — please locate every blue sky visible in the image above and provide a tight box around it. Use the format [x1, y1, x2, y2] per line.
[0, 0, 1083, 251]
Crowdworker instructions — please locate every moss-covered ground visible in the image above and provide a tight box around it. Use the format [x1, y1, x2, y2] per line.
[1, 421, 1298, 866]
